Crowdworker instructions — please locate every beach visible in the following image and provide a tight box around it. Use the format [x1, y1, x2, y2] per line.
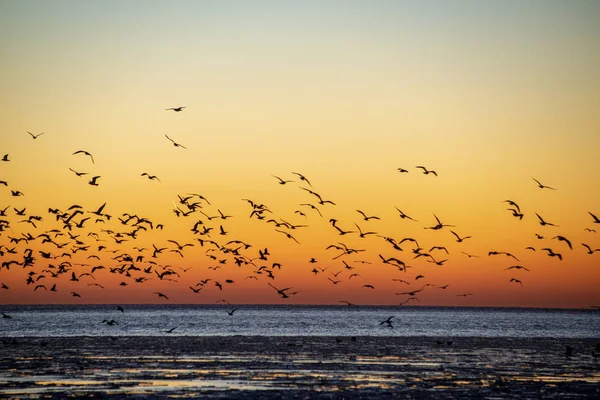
[1, 336, 598, 399]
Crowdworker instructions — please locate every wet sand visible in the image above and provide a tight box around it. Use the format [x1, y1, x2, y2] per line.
[1, 336, 599, 399]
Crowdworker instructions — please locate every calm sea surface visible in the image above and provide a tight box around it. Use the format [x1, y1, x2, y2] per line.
[0, 305, 598, 338]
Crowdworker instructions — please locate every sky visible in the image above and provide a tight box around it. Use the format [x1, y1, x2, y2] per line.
[0, 0, 599, 307]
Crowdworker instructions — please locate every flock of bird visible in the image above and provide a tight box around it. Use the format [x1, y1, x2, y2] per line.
[1, 107, 599, 328]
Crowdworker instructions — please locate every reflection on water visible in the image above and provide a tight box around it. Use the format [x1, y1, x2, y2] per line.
[2, 350, 599, 398]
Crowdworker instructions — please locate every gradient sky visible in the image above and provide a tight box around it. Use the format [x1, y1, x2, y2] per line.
[0, 1, 599, 307]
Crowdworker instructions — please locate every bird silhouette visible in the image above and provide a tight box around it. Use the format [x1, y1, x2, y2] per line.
[450, 230, 471, 242]
[424, 214, 454, 230]
[141, 173, 161, 182]
[532, 178, 556, 190]
[541, 248, 562, 260]
[356, 210, 380, 221]
[395, 207, 417, 221]
[273, 175, 293, 185]
[73, 150, 94, 164]
[69, 168, 88, 177]
[581, 243, 599, 254]
[165, 134, 187, 149]
[506, 265, 530, 272]
[166, 107, 186, 112]
[510, 278, 523, 286]
[291, 172, 312, 187]
[88, 176, 101, 186]
[553, 236, 572, 250]
[379, 316, 394, 328]
[536, 213, 558, 227]
[416, 166, 437, 176]
[27, 131, 45, 139]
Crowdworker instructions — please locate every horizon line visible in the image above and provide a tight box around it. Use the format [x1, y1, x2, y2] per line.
[3, 303, 598, 311]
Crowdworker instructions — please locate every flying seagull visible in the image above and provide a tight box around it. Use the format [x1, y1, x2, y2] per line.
[73, 150, 94, 164]
[165, 134, 187, 149]
[532, 178, 556, 190]
[27, 131, 45, 139]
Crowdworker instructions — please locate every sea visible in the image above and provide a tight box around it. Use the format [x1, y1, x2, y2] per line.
[1, 305, 599, 338]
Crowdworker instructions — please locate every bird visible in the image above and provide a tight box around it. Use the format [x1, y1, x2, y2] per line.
[565, 345, 574, 357]
[430, 246, 449, 254]
[291, 172, 312, 187]
[379, 316, 394, 328]
[141, 173, 161, 182]
[154, 292, 169, 300]
[354, 223, 377, 238]
[581, 243, 600, 254]
[356, 210, 380, 221]
[553, 236, 572, 250]
[541, 248, 562, 260]
[88, 176, 101, 186]
[226, 308, 238, 316]
[73, 150, 94, 164]
[165, 134, 187, 149]
[69, 168, 88, 177]
[272, 175, 293, 185]
[395, 207, 417, 221]
[275, 229, 300, 244]
[589, 212, 600, 224]
[532, 178, 556, 190]
[507, 208, 524, 220]
[416, 166, 437, 176]
[268, 283, 294, 298]
[397, 168, 408, 173]
[504, 200, 521, 213]
[424, 214, 454, 230]
[536, 213, 558, 227]
[165, 326, 178, 333]
[166, 107, 186, 112]
[506, 265, 530, 272]
[450, 230, 471, 242]
[27, 131, 45, 139]
[1, 154, 9, 161]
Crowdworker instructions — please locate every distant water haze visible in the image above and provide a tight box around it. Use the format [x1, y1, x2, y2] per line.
[1, 305, 599, 338]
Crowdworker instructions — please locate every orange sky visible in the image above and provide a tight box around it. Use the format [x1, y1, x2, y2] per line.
[0, 1, 599, 307]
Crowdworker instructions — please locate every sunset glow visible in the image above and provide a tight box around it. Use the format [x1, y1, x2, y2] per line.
[1, 1, 599, 307]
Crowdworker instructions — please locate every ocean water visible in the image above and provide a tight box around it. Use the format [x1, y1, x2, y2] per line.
[0, 305, 598, 338]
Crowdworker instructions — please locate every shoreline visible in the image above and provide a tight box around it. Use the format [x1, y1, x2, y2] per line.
[2, 336, 599, 398]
